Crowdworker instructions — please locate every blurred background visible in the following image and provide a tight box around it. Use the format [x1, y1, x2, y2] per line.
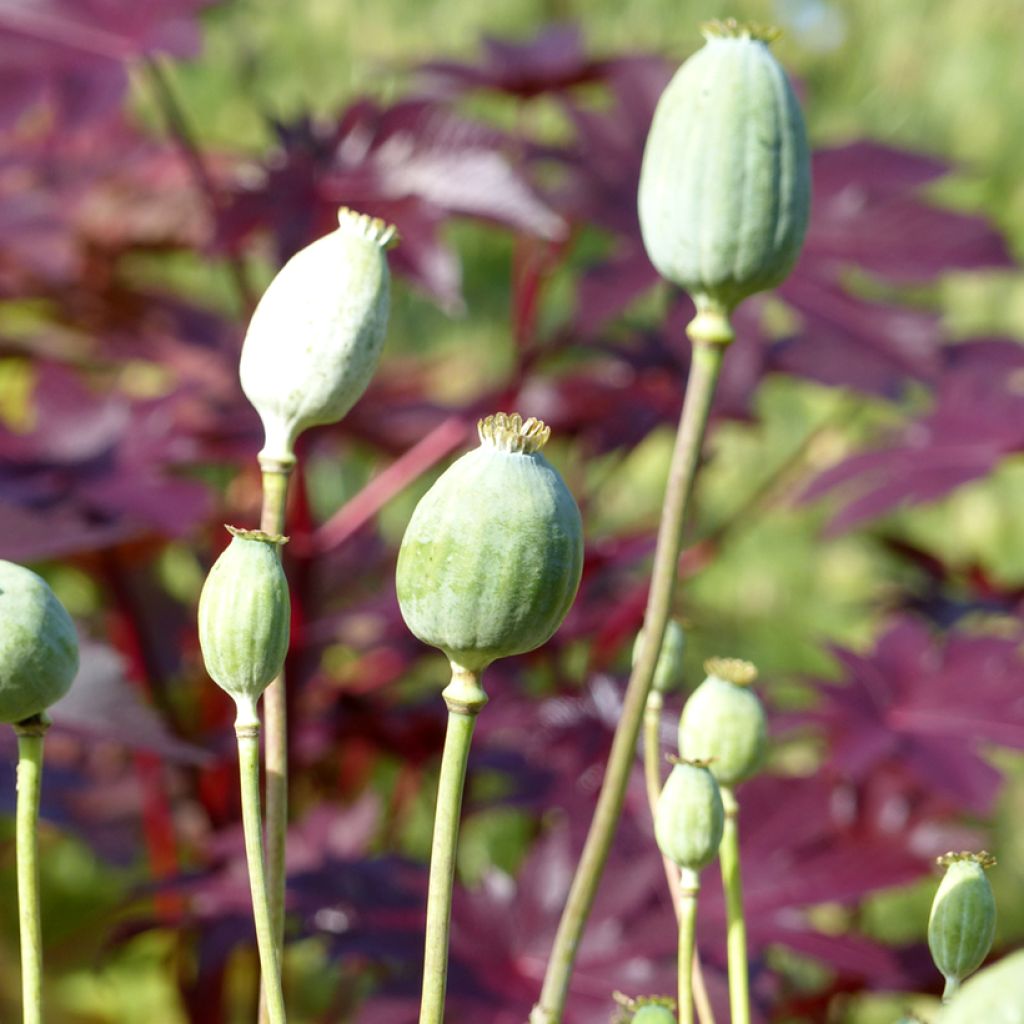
[2, 0, 1024, 1021]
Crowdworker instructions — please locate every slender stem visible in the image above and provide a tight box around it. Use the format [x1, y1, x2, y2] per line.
[235, 703, 287, 1024]
[14, 715, 49, 1024]
[258, 461, 292, 1024]
[942, 976, 960, 1003]
[642, 695, 716, 1024]
[531, 335, 726, 1024]
[419, 664, 488, 1024]
[677, 869, 701, 1024]
[720, 786, 749, 1024]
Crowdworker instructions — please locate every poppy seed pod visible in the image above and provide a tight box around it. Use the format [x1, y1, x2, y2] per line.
[679, 658, 766, 786]
[240, 207, 396, 466]
[654, 760, 725, 872]
[633, 618, 686, 694]
[938, 949, 1024, 1023]
[929, 852, 997, 994]
[632, 1006, 677, 1024]
[396, 413, 584, 673]
[198, 527, 290, 720]
[0, 561, 78, 724]
[638, 20, 811, 318]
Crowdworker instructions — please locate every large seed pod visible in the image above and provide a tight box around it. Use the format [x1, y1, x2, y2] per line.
[929, 852, 997, 991]
[939, 949, 1024, 1023]
[198, 527, 290, 711]
[240, 207, 395, 466]
[678, 658, 766, 786]
[638, 19, 811, 314]
[0, 561, 78, 724]
[396, 413, 584, 673]
[654, 760, 725, 872]
[633, 618, 687, 694]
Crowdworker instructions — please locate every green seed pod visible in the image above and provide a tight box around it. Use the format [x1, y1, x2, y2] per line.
[939, 949, 1024, 1024]
[0, 561, 78, 724]
[928, 852, 997, 994]
[632, 1006, 677, 1024]
[632, 618, 686, 694]
[198, 527, 290, 720]
[638, 19, 811, 317]
[654, 760, 725, 872]
[678, 658, 766, 786]
[396, 413, 584, 673]
[240, 207, 396, 467]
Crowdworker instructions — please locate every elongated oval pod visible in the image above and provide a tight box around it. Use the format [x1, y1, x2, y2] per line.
[939, 949, 1024, 1023]
[654, 759, 725, 872]
[198, 527, 290, 722]
[240, 207, 396, 467]
[633, 618, 686, 694]
[679, 658, 766, 786]
[929, 852, 997, 996]
[0, 561, 78, 724]
[396, 413, 584, 673]
[638, 19, 811, 318]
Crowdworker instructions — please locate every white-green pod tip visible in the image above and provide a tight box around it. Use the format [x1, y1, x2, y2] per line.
[632, 618, 686, 694]
[654, 759, 725, 872]
[0, 560, 78, 724]
[240, 207, 396, 467]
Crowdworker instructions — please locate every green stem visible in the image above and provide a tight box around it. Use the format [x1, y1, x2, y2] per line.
[642, 696, 717, 1024]
[235, 700, 287, 1024]
[720, 786, 749, 1024]
[14, 715, 49, 1024]
[531, 334, 726, 1024]
[419, 664, 488, 1024]
[942, 976, 960, 1003]
[258, 460, 292, 1024]
[677, 869, 701, 1024]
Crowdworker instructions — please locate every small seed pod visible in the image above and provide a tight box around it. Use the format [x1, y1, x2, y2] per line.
[633, 618, 686, 694]
[198, 527, 290, 719]
[0, 561, 78, 724]
[654, 760, 725, 872]
[240, 207, 396, 466]
[928, 852, 997, 994]
[638, 19, 811, 318]
[678, 658, 766, 786]
[938, 949, 1024, 1023]
[632, 1006, 677, 1024]
[396, 413, 584, 673]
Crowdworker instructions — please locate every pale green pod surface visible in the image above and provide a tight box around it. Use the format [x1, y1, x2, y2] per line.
[632, 1006, 677, 1024]
[633, 618, 686, 694]
[0, 561, 78, 724]
[654, 761, 725, 872]
[679, 658, 766, 786]
[638, 20, 811, 313]
[939, 949, 1024, 1024]
[240, 207, 396, 466]
[396, 413, 584, 673]
[928, 852, 997, 990]
[198, 527, 290, 704]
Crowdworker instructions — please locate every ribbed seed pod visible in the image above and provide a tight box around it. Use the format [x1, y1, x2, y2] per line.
[929, 852, 997, 994]
[679, 658, 766, 786]
[396, 413, 584, 673]
[0, 561, 78, 724]
[198, 527, 290, 717]
[638, 19, 811, 316]
[939, 949, 1024, 1024]
[632, 1005, 678, 1024]
[633, 618, 687, 694]
[654, 760, 725, 872]
[240, 207, 396, 466]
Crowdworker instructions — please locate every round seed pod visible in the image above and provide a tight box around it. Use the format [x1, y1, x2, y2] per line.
[654, 760, 725, 872]
[638, 19, 811, 316]
[240, 207, 396, 467]
[939, 949, 1024, 1024]
[632, 618, 686, 694]
[679, 658, 766, 787]
[632, 1006, 677, 1024]
[0, 561, 78, 724]
[929, 852, 997, 992]
[198, 527, 290, 715]
[396, 413, 584, 673]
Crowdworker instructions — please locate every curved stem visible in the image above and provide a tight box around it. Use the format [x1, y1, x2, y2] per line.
[531, 337, 726, 1024]
[15, 715, 49, 1024]
[677, 869, 701, 1024]
[419, 664, 488, 1024]
[942, 976, 960, 1003]
[258, 461, 292, 1024]
[642, 696, 716, 1024]
[720, 786, 749, 1024]
[236, 704, 287, 1024]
